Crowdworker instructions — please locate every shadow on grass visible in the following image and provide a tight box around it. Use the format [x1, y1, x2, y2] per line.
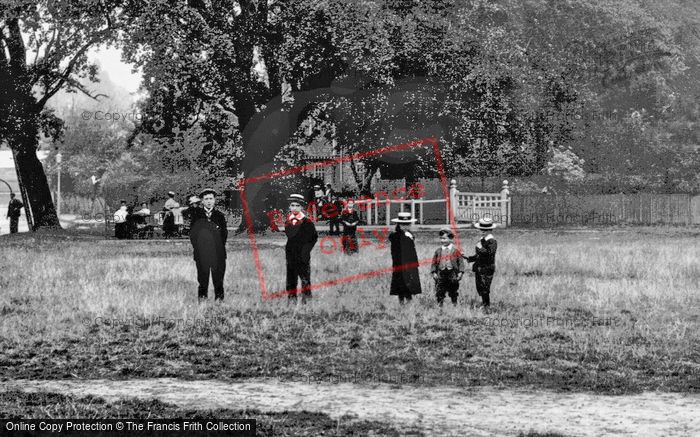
[0, 390, 418, 437]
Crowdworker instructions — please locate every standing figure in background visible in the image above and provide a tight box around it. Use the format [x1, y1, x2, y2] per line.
[163, 191, 180, 238]
[324, 183, 334, 203]
[388, 212, 422, 304]
[328, 194, 343, 235]
[284, 194, 318, 304]
[313, 184, 325, 205]
[6, 193, 23, 234]
[464, 217, 498, 309]
[113, 200, 128, 239]
[182, 195, 200, 223]
[189, 189, 227, 302]
[340, 200, 359, 255]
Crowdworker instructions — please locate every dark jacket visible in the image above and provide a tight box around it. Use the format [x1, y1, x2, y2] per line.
[465, 236, 497, 274]
[430, 245, 466, 274]
[7, 198, 23, 218]
[284, 215, 318, 263]
[189, 206, 228, 262]
[388, 226, 422, 296]
[341, 210, 359, 230]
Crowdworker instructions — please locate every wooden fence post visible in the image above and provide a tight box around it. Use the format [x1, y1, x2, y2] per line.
[449, 179, 457, 224]
[500, 180, 510, 227]
[386, 200, 390, 227]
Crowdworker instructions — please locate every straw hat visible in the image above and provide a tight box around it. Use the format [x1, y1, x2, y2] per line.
[473, 217, 496, 230]
[391, 211, 417, 224]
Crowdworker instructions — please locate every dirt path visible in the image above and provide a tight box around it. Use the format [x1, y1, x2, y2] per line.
[5, 379, 699, 436]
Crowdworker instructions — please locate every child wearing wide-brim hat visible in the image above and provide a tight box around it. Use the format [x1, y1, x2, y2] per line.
[464, 217, 498, 308]
[388, 212, 421, 303]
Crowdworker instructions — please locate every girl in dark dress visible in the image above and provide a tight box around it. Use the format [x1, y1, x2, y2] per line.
[340, 201, 360, 255]
[388, 211, 422, 303]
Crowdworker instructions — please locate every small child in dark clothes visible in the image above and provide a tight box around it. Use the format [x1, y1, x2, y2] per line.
[430, 228, 466, 306]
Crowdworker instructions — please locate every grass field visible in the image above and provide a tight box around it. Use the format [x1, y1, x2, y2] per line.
[1, 226, 698, 397]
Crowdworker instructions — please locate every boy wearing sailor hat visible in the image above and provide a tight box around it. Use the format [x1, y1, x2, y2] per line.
[388, 212, 422, 303]
[285, 194, 318, 303]
[464, 217, 498, 308]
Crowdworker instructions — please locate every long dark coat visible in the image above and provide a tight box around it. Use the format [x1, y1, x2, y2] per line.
[388, 225, 422, 296]
[189, 207, 228, 264]
[284, 216, 318, 263]
[340, 210, 359, 254]
[7, 198, 23, 218]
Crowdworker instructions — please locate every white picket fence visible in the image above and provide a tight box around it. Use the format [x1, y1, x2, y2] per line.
[313, 180, 511, 227]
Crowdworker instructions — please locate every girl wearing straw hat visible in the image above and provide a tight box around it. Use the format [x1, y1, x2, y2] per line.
[388, 211, 422, 303]
[284, 193, 318, 303]
[464, 217, 498, 308]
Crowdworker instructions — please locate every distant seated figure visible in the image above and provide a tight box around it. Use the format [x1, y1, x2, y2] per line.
[135, 202, 151, 216]
[133, 202, 151, 225]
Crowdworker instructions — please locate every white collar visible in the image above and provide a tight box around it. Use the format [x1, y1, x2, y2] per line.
[442, 243, 454, 251]
[204, 207, 213, 214]
[484, 234, 494, 240]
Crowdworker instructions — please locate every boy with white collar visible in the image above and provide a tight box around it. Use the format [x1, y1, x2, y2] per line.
[464, 217, 498, 308]
[284, 194, 318, 303]
[431, 228, 466, 306]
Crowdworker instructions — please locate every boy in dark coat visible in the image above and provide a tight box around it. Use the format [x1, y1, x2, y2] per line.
[464, 217, 498, 308]
[430, 228, 466, 306]
[285, 194, 318, 303]
[340, 200, 359, 255]
[189, 189, 227, 302]
[388, 211, 422, 304]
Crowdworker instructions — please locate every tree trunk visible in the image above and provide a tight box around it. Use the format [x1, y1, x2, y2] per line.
[9, 122, 61, 230]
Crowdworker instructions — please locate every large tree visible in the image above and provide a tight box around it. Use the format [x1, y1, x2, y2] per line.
[121, 0, 695, 229]
[0, 0, 125, 229]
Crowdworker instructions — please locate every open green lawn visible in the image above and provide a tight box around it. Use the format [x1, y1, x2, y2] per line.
[1, 227, 699, 394]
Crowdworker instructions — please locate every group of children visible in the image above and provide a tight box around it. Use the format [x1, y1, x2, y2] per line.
[282, 193, 498, 308]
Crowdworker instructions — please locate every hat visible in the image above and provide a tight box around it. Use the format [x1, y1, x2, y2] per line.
[391, 211, 417, 224]
[439, 227, 454, 238]
[199, 188, 218, 197]
[287, 193, 307, 204]
[473, 217, 496, 230]
[313, 184, 320, 188]
[167, 191, 176, 197]
[188, 195, 201, 205]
